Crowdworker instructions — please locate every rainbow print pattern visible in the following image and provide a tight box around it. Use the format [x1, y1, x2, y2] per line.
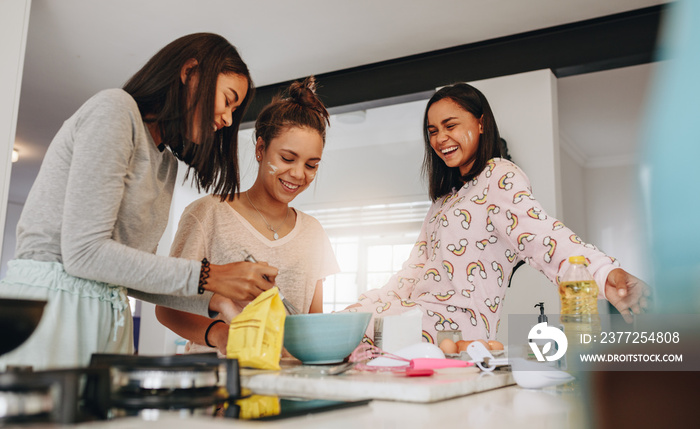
[517, 232, 535, 250]
[492, 261, 504, 286]
[480, 313, 491, 339]
[433, 289, 455, 301]
[485, 217, 494, 232]
[427, 309, 459, 331]
[446, 238, 468, 256]
[441, 260, 455, 280]
[527, 207, 547, 220]
[467, 261, 487, 282]
[498, 172, 514, 191]
[476, 235, 497, 250]
[543, 236, 557, 263]
[461, 283, 475, 298]
[470, 188, 488, 204]
[454, 208, 471, 229]
[506, 210, 518, 235]
[376, 302, 391, 314]
[484, 159, 496, 177]
[513, 190, 533, 204]
[484, 296, 501, 313]
[465, 308, 478, 326]
[423, 267, 441, 281]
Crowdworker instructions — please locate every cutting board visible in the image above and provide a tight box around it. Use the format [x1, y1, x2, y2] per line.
[241, 361, 515, 403]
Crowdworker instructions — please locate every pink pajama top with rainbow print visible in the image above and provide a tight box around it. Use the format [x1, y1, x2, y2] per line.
[346, 158, 619, 344]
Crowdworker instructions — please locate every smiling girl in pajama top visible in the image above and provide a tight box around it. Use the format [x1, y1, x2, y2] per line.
[344, 83, 650, 344]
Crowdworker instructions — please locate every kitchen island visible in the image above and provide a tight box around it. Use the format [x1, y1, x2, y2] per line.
[76, 384, 586, 429]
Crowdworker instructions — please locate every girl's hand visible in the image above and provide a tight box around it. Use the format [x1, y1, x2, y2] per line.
[206, 260, 277, 301]
[208, 293, 239, 322]
[605, 268, 652, 322]
[209, 321, 230, 355]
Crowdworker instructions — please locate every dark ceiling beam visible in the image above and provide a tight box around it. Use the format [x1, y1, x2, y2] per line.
[242, 5, 664, 123]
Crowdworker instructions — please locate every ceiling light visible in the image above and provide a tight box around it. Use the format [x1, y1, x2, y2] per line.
[12, 149, 19, 163]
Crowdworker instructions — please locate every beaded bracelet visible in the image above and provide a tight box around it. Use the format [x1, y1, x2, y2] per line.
[198, 257, 210, 294]
[205, 319, 226, 348]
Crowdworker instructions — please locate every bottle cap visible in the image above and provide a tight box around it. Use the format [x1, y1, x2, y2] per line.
[568, 255, 586, 264]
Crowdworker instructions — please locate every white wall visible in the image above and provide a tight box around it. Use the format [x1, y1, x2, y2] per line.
[294, 138, 427, 210]
[0, 0, 31, 263]
[560, 147, 588, 238]
[583, 164, 649, 281]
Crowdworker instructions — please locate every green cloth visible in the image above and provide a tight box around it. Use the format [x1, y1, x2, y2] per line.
[0, 259, 132, 370]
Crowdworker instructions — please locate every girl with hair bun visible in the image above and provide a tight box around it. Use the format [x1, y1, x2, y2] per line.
[156, 77, 340, 355]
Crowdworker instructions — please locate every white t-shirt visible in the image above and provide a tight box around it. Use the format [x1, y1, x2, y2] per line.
[170, 195, 340, 316]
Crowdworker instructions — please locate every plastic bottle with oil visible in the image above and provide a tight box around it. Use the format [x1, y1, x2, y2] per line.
[559, 256, 601, 349]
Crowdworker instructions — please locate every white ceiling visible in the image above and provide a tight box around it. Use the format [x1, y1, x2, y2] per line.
[9, 0, 667, 203]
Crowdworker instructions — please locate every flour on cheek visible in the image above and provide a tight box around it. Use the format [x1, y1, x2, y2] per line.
[267, 162, 279, 175]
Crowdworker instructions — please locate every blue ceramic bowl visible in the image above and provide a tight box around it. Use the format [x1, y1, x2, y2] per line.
[283, 312, 371, 364]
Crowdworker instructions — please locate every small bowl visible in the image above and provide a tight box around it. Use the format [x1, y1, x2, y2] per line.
[0, 298, 47, 356]
[284, 312, 371, 364]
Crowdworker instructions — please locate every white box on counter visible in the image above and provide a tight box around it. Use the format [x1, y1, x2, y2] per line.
[373, 308, 422, 353]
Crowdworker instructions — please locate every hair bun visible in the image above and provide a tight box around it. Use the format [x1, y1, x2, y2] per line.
[286, 76, 328, 123]
[255, 76, 330, 146]
[288, 76, 318, 106]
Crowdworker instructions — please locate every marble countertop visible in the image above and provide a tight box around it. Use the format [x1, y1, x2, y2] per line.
[240, 360, 515, 403]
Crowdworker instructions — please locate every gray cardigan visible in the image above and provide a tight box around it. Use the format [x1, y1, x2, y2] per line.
[14, 89, 210, 315]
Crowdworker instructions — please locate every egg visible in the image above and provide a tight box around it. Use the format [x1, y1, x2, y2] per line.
[438, 338, 458, 354]
[456, 340, 473, 352]
[488, 340, 504, 350]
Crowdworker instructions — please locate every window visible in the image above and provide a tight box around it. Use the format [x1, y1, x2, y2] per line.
[309, 201, 430, 312]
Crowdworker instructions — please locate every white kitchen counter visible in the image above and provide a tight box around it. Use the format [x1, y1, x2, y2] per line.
[70, 384, 585, 429]
[5, 360, 587, 429]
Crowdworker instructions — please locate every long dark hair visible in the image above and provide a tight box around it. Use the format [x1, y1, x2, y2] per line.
[254, 76, 330, 149]
[422, 83, 502, 201]
[123, 33, 254, 198]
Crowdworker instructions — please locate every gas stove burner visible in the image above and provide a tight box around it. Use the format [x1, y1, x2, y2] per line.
[88, 353, 241, 413]
[0, 390, 53, 421]
[114, 367, 219, 390]
[0, 367, 110, 424]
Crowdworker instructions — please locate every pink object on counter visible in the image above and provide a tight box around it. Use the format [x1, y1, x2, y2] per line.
[404, 368, 435, 377]
[409, 358, 473, 370]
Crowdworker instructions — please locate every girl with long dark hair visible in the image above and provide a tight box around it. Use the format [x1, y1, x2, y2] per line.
[345, 83, 650, 344]
[0, 33, 276, 369]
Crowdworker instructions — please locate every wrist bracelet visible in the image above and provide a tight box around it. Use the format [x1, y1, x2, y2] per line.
[205, 319, 226, 348]
[198, 257, 210, 294]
